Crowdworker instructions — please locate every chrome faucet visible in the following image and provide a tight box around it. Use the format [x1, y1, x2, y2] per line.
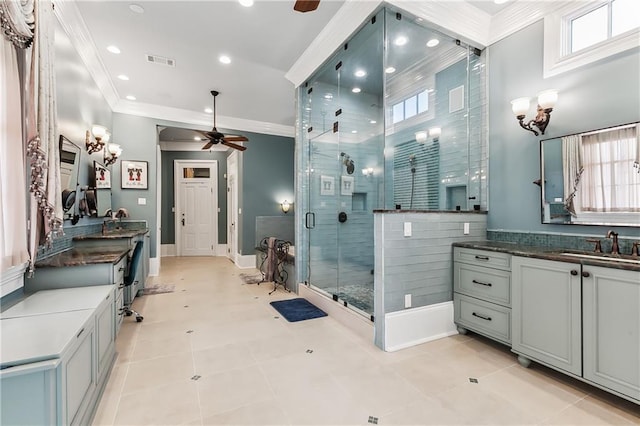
[606, 230, 620, 255]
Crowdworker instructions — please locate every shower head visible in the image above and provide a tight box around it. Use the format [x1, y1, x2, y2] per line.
[341, 152, 355, 174]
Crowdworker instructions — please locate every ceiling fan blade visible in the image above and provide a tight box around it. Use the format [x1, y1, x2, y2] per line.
[223, 135, 249, 142]
[201, 141, 214, 150]
[294, 0, 320, 12]
[222, 141, 247, 151]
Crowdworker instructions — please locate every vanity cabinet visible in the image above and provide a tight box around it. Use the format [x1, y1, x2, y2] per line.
[453, 247, 512, 345]
[582, 266, 640, 401]
[511, 256, 582, 376]
[1, 286, 116, 425]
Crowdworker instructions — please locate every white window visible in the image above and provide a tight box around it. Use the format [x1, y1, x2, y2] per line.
[389, 90, 430, 124]
[543, 0, 640, 78]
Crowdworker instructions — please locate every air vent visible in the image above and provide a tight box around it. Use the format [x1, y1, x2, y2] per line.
[145, 54, 175, 67]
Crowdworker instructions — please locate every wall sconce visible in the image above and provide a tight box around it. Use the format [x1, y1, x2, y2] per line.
[511, 90, 558, 136]
[362, 167, 374, 176]
[428, 127, 441, 142]
[86, 125, 108, 154]
[104, 142, 122, 166]
[281, 200, 291, 214]
[415, 131, 428, 143]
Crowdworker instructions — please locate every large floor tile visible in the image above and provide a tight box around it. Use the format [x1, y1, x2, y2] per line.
[121, 352, 194, 395]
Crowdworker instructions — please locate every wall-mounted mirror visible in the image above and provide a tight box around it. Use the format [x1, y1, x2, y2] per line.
[59, 135, 81, 222]
[540, 122, 639, 226]
[93, 161, 112, 217]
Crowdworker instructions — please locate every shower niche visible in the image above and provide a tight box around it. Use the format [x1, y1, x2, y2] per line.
[295, 6, 487, 319]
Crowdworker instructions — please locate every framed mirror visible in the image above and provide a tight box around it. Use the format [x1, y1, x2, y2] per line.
[540, 122, 639, 226]
[59, 135, 81, 222]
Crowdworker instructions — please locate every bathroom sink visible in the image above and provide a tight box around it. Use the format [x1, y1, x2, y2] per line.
[560, 252, 640, 265]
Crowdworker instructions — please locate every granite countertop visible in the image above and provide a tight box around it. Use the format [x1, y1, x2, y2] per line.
[453, 241, 640, 272]
[73, 228, 148, 240]
[35, 247, 129, 268]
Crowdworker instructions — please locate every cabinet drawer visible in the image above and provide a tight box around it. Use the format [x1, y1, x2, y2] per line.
[454, 262, 511, 307]
[113, 257, 126, 286]
[454, 247, 511, 270]
[454, 294, 511, 344]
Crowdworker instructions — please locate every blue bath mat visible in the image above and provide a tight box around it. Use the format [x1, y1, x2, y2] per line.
[270, 298, 327, 322]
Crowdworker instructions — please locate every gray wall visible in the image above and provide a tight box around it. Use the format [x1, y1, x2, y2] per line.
[487, 19, 640, 238]
[240, 132, 295, 254]
[161, 150, 229, 245]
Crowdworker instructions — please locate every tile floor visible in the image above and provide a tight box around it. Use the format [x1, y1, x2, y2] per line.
[92, 257, 639, 425]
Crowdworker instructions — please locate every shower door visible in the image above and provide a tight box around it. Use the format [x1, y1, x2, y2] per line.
[302, 11, 384, 318]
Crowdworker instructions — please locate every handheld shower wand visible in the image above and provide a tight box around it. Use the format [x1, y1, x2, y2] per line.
[409, 154, 416, 208]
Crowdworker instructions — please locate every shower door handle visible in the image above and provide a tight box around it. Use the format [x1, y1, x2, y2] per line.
[305, 212, 315, 229]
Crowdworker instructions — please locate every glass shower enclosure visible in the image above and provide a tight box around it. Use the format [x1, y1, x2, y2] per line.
[295, 6, 487, 320]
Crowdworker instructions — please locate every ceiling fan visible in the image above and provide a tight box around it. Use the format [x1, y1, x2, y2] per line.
[199, 90, 248, 151]
[294, 0, 320, 13]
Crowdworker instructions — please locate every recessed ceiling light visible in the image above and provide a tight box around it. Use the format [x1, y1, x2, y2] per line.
[385, 67, 396, 74]
[354, 69, 366, 78]
[494, 0, 509, 4]
[205, 107, 213, 113]
[351, 130, 358, 134]
[394, 36, 408, 46]
[126, 95, 136, 101]
[129, 4, 144, 13]
[370, 120, 377, 124]
[426, 38, 439, 47]
[219, 55, 231, 64]
[324, 93, 333, 100]
[117, 74, 129, 81]
[107, 45, 121, 54]
[238, 0, 254, 6]
[352, 87, 361, 93]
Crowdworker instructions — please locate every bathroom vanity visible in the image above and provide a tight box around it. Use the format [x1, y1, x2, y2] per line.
[453, 241, 640, 404]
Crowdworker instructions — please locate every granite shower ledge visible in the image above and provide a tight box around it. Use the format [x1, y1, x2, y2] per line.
[34, 247, 129, 268]
[453, 241, 640, 272]
[374, 209, 487, 214]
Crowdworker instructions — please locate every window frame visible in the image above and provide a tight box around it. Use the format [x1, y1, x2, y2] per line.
[543, 0, 640, 78]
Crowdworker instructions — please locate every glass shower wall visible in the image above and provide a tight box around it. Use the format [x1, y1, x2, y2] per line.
[383, 8, 487, 211]
[297, 10, 385, 317]
[295, 6, 487, 318]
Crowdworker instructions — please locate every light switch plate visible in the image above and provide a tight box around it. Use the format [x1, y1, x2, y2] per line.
[463, 222, 470, 234]
[404, 222, 412, 237]
[404, 294, 412, 308]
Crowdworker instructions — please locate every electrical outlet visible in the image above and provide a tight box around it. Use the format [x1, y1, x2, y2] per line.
[404, 222, 412, 237]
[138, 198, 146, 205]
[463, 222, 470, 235]
[404, 294, 412, 308]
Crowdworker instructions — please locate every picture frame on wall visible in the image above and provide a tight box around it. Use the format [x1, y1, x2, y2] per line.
[94, 161, 111, 189]
[341, 175, 354, 196]
[121, 160, 148, 189]
[320, 175, 335, 196]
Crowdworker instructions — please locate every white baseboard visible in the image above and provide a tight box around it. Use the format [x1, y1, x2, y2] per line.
[161, 244, 176, 257]
[149, 257, 160, 276]
[234, 254, 257, 269]
[299, 284, 374, 344]
[384, 301, 458, 352]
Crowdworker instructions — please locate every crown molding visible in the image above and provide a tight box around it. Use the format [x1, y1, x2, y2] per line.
[159, 141, 229, 152]
[114, 100, 295, 138]
[488, 0, 566, 46]
[54, 0, 119, 109]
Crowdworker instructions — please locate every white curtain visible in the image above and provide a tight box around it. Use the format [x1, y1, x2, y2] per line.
[0, 37, 29, 272]
[0, 0, 34, 273]
[25, 0, 61, 273]
[581, 125, 640, 212]
[562, 134, 583, 216]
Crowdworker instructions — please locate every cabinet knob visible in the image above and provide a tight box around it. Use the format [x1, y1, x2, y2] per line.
[582, 271, 591, 278]
[570, 270, 578, 276]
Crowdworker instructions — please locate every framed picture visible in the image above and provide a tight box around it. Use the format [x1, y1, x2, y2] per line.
[94, 161, 111, 189]
[341, 175, 354, 196]
[320, 175, 335, 196]
[121, 160, 148, 189]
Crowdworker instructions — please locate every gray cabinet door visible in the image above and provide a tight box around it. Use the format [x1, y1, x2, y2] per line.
[583, 265, 640, 402]
[95, 292, 115, 383]
[63, 321, 96, 426]
[512, 256, 582, 376]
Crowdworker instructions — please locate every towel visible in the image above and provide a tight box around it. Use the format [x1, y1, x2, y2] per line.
[264, 237, 277, 282]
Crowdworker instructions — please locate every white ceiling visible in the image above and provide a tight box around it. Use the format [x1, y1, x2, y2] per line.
[66, 0, 516, 142]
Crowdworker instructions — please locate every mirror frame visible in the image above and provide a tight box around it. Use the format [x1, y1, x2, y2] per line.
[540, 121, 640, 227]
[59, 135, 81, 223]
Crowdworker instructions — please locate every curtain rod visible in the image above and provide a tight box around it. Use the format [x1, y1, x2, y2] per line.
[540, 121, 638, 142]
